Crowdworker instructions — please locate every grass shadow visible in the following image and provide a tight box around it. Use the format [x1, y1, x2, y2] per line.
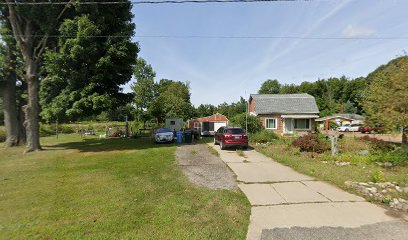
[44, 137, 177, 153]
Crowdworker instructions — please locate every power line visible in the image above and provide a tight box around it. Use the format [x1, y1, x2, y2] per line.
[1, 0, 311, 6]
[3, 34, 408, 40]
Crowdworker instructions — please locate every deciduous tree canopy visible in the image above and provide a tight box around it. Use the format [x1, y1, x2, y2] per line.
[362, 56, 408, 144]
[40, 2, 138, 122]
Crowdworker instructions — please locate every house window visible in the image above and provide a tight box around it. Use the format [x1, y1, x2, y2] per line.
[170, 121, 176, 125]
[294, 119, 310, 130]
[265, 118, 277, 129]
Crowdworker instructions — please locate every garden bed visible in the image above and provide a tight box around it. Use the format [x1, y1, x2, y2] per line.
[253, 135, 408, 210]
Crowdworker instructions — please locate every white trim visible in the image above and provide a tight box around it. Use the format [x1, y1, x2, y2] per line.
[265, 118, 278, 130]
[293, 118, 311, 130]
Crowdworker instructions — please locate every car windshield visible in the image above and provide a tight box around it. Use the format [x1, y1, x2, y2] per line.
[157, 128, 172, 133]
[226, 128, 244, 134]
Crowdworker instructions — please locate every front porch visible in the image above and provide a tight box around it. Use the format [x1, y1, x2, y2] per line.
[281, 115, 319, 135]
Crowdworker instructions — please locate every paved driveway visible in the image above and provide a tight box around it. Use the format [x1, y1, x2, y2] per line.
[208, 143, 408, 240]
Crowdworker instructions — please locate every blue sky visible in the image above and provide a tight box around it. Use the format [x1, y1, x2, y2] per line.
[125, 0, 408, 106]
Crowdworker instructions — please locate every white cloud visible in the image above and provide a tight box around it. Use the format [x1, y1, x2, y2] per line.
[342, 25, 376, 38]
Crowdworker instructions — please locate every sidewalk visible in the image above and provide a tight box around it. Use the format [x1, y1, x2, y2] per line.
[208, 143, 408, 240]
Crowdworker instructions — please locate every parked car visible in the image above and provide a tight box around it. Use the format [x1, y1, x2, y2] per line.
[337, 124, 362, 132]
[358, 126, 383, 134]
[214, 126, 248, 150]
[155, 128, 174, 143]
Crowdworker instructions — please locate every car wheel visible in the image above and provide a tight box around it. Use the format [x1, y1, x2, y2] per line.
[242, 146, 248, 150]
[214, 137, 218, 145]
[345, 129, 349, 132]
[220, 141, 226, 150]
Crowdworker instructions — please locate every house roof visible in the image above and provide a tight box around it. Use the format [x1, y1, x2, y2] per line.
[250, 93, 319, 114]
[191, 113, 229, 123]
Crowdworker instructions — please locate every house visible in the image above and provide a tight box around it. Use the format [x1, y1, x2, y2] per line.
[165, 118, 184, 131]
[188, 113, 229, 136]
[249, 93, 320, 135]
[315, 114, 365, 130]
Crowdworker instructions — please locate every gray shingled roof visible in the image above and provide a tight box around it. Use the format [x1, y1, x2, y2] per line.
[250, 93, 320, 114]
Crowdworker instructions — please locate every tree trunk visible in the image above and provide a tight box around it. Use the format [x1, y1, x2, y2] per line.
[402, 128, 407, 145]
[2, 40, 19, 147]
[2, 74, 19, 147]
[24, 75, 41, 152]
[17, 87, 27, 145]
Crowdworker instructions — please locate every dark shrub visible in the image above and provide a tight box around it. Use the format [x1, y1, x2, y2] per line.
[292, 133, 329, 153]
[369, 138, 397, 152]
[360, 136, 397, 152]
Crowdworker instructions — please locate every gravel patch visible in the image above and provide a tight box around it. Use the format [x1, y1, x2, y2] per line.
[176, 144, 238, 190]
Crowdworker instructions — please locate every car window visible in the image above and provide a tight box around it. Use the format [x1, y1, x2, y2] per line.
[226, 128, 244, 134]
[218, 127, 224, 133]
[156, 128, 172, 133]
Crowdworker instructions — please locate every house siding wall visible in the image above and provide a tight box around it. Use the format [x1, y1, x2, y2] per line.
[258, 114, 316, 134]
[258, 114, 283, 133]
[249, 98, 255, 113]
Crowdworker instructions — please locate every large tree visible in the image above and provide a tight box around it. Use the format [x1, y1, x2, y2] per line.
[258, 79, 281, 94]
[196, 104, 217, 117]
[150, 80, 195, 121]
[4, 0, 72, 152]
[131, 58, 156, 125]
[362, 56, 408, 144]
[0, 10, 25, 146]
[40, 2, 138, 123]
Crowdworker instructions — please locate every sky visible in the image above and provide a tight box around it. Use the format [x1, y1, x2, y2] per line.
[124, 0, 408, 106]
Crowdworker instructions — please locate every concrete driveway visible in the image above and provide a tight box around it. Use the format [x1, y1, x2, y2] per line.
[208, 143, 408, 240]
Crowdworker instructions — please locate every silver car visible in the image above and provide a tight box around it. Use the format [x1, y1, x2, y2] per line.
[155, 128, 174, 143]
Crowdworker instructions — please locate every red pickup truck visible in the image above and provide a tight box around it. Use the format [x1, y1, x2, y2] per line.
[358, 126, 383, 134]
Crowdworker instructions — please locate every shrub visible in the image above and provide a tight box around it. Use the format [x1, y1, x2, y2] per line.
[370, 148, 408, 166]
[229, 113, 261, 133]
[40, 124, 76, 137]
[371, 169, 385, 183]
[359, 136, 397, 152]
[0, 126, 6, 142]
[292, 133, 329, 153]
[250, 130, 278, 143]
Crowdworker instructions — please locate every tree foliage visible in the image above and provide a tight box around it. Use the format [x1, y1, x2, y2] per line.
[196, 104, 217, 117]
[131, 58, 195, 123]
[40, 2, 138, 122]
[216, 97, 247, 118]
[362, 56, 408, 144]
[131, 58, 156, 111]
[150, 80, 195, 121]
[258, 79, 281, 94]
[229, 113, 261, 133]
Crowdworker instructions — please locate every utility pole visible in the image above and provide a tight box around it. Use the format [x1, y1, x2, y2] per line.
[245, 91, 248, 134]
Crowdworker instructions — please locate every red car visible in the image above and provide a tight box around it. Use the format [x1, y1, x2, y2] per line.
[358, 126, 383, 134]
[214, 127, 248, 150]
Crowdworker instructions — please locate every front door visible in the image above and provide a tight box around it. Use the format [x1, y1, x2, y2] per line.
[284, 118, 293, 133]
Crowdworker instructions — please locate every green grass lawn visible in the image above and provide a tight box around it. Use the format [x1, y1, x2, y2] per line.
[0, 134, 250, 239]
